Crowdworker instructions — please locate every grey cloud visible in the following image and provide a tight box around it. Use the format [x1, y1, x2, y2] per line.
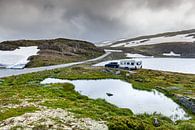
[144, 0, 184, 10]
[0, 0, 195, 42]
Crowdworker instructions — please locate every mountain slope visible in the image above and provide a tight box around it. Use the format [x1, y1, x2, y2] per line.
[101, 29, 195, 57]
[111, 29, 195, 46]
[0, 38, 104, 68]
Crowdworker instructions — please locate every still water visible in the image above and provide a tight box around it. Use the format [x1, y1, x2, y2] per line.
[41, 78, 190, 121]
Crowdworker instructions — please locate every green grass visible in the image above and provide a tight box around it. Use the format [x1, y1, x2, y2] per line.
[0, 67, 194, 129]
[128, 69, 195, 98]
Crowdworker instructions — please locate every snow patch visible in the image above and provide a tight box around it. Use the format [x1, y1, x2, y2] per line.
[163, 51, 181, 57]
[136, 57, 195, 74]
[94, 58, 195, 74]
[0, 46, 40, 69]
[104, 49, 123, 52]
[95, 41, 113, 47]
[40, 78, 71, 84]
[126, 53, 152, 58]
[111, 34, 195, 47]
[111, 42, 127, 47]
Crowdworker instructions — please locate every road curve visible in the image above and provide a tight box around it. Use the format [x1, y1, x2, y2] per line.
[0, 52, 111, 78]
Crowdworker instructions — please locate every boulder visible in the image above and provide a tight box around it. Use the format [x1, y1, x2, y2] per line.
[178, 96, 195, 114]
[115, 70, 121, 75]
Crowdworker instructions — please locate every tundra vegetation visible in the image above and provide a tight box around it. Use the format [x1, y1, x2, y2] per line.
[0, 66, 194, 129]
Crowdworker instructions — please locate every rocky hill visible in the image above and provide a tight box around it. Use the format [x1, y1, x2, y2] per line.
[0, 38, 104, 68]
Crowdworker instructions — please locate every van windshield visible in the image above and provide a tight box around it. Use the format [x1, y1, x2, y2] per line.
[110, 62, 118, 65]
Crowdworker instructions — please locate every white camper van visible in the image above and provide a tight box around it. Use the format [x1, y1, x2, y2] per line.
[119, 59, 142, 70]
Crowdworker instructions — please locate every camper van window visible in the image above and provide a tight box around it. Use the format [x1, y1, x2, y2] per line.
[131, 63, 134, 65]
[127, 62, 130, 65]
[137, 62, 141, 65]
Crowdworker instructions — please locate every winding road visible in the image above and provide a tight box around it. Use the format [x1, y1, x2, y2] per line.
[0, 52, 111, 78]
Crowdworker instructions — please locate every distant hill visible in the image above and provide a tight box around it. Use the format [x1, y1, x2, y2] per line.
[0, 38, 104, 67]
[100, 29, 195, 57]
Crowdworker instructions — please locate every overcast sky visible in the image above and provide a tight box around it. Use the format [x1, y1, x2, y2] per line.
[0, 0, 195, 43]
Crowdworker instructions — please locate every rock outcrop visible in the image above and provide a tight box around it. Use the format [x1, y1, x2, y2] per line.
[178, 96, 195, 114]
[0, 99, 108, 130]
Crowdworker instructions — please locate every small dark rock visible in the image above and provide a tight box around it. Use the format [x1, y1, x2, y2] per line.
[49, 124, 53, 128]
[103, 68, 113, 73]
[135, 78, 144, 82]
[106, 93, 113, 97]
[153, 118, 160, 127]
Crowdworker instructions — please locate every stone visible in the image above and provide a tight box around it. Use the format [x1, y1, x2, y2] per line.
[0, 108, 108, 130]
[168, 86, 181, 91]
[115, 70, 121, 75]
[178, 96, 195, 114]
[153, 118, 160, 127]
[106, 93, 114, 97]
[126, 73, 130, 77]
[183, 91, 193, 95]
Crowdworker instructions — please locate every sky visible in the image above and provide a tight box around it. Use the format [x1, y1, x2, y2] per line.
[0, 0, 195, 43]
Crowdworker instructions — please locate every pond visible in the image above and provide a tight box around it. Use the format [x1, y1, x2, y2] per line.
[41, 78, 190, 121]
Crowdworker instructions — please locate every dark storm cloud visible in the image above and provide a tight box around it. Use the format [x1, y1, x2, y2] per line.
[0, 0, 195, 42]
